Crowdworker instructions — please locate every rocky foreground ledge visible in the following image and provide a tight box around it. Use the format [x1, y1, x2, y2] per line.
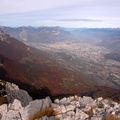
[0, 81, 120, 120]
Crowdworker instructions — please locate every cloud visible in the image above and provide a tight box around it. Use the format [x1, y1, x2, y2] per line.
[0, 0, 120, 27]
[0, 0, 83, 15]
[58, 18, 102, 22]
[1, 0, 120, 15]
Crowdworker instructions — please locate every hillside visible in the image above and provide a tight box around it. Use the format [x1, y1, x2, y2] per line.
[0, 30, 120, 100]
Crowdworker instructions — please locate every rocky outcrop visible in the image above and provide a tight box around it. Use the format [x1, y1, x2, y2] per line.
[21, 97, 53, 120]
[0, 97, 55, 120]
[0, 82, 120, 120]
[53, 96, 120, 120]
[0, 95, 120, 120]
[5, 82, 32, 106]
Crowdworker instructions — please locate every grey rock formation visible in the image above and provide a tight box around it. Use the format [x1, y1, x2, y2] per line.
[53, 96, 120, 120]
[0, 95, 120, 120]
[1, 110, 22, 120]
[5, 82, 32, 106]
[20, 97, 52, 120]
[0, 82, 120, 120]
[0, 97, 55, 120]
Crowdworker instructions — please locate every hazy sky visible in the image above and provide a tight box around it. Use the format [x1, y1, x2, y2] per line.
[0, 0, 120, 28]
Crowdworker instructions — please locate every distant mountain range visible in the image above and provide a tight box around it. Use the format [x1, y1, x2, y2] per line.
[0, 26, 72, 43]
[0, 26, 120, 39]
[1, 26, 120, 50]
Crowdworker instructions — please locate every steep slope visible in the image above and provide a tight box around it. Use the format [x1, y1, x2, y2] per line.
[0, 30, 90, 95]
[0, 30, 30, 60]
[0, 30, 120, 100]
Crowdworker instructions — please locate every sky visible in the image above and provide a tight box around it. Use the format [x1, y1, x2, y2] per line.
[0, 0, 120, 28]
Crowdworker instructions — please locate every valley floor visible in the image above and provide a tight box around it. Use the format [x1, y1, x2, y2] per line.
[26, 41, 120, 89]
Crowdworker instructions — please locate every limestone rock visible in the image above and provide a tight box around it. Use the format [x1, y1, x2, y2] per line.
[5, 82, 19, 91]
[20, 97, 52, 120]
[1, 110, 21, 120]
[0, 82, 120, 120]
[5, 82, 32, 107]
[8, 99, 23, 111]
[0, 104, 7, 115]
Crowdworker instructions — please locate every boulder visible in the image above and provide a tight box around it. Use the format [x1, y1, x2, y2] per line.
[5, 82, 32, 106]
[76, 109, 89, 120]
[0, 104, 7, 115]
[8, 99, 23, 111]
[1, 110, 21, 120]
[20, 97, 52, 120]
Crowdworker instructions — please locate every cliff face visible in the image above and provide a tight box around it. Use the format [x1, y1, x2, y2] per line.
[0, 81, 120, 120]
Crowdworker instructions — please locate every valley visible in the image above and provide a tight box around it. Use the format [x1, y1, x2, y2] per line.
[0, 27, 120, 101]
[26, 40, 120, 89]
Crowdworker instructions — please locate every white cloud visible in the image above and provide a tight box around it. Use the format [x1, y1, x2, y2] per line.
[0, 0, 83, 15]
[1, 0, 119, 15]
[0, 0, 120, 27]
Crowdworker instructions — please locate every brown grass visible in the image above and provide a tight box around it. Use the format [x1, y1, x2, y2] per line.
[0, 97, 8, 105]
[29, 107, 55, 120]
[105, 115, 120, 120]
[85, 108, 94, 118]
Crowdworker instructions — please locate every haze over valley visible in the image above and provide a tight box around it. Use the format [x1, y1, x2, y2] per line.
[1, 27, 120, 97]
